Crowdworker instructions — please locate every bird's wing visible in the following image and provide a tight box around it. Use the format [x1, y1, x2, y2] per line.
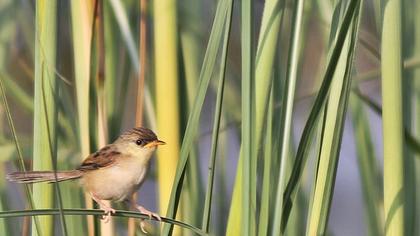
[77, 145, 121, 171]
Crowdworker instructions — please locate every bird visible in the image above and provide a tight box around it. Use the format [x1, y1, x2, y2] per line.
[7, 127, 165, 233]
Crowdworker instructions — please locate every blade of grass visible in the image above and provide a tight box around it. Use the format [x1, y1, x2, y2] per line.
[214, 116, 230, 236]
[135, 0, 147, 127]
[70, 0, 93, 158]
[268, 39, 286, 234]
[108, 0, 138, 71]
[241, 0, 255, 235]
[248, 0, 286, 235]
[179, 0, 205, 229]
[372, 0, 381, 34]
[402, 1, 417, 233]
[412, 1, 420, 234]
[254, 0, 283, 149]
[349, 93, 383, 235]
[298, 57, 420, 103]
[382, 0, 405, 233]
[201, 2, 233, 232]
[130, 0, 148, 234]
[280, 0, 361, 231]
[40, 73, 68, 236]
[0, 85, 8, 236]
[303, 101, 326, 235]
[162, 0, 233, 234]
[0, 74, 41, 236]
[0, 209, 207, 236]
[226, 150, 243, 236]
[258, 90, 274, 236]
[153, 0, 181, 226]
[306, 1, 362, 233]
[108, 0, 156, 130]
[0, 76, 29, 176]
[271, 0, 305, 235]
[92, 1, 115, 234]
[32, 1, 58, 235]
[227, 0, 283, 232]
[179, 0, 202, 107]
[270, 47, 286, 234]
[0, 73, 33, 112]
[304, 2, 346, 234]
[103, 0, 120, 140]
[70, 1, 95, 235]
[352, 90, 420, 156]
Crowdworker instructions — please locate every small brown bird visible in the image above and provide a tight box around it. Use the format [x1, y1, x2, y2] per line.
[7, 127, 165, 233]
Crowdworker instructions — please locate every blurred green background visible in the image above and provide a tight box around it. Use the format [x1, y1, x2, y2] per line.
[0, 0, 419, 235]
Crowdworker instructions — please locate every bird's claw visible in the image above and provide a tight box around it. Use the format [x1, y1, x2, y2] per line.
[100, 208, 116, 223]
[90, 192, 116, 223]
[136, 205, 161, 234]
[137, 205, 161, 221]
[140, 220, 148, 234]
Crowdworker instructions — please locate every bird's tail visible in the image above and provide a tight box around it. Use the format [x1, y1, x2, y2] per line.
[7, 170, 83, 183]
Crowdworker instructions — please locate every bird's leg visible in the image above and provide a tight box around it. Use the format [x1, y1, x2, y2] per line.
[127, 199, 161, 233]
[136, 205, 162, 221]
[90, 193, 116, 223]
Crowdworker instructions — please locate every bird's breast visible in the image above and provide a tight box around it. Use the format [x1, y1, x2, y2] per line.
[81, 157, 149, 202]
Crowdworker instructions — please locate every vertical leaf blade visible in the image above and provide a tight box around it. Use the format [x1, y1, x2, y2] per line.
[32, 1, 57, 235]
[162, 0, 233, 234]
[153, 0, 181, 226]
[306, 1, 362, 232]
[280, 0, 361, 231]
[271, 0, 304, 234]
[350, 94, 383, 236]
[241, 0, 255, 234]
[382, 0, 405, 234]
[201, 2, 233, 232]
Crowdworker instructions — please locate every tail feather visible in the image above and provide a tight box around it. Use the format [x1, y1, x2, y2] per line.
[7, 170, 83, 183]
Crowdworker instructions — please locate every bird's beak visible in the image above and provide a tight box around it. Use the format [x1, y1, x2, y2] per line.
[144, 139, 166, 148]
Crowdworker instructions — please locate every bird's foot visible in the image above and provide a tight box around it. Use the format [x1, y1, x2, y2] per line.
[137, 205, 161, 221]
[135, 205, 161, 234]
[90, 192, 116, 223]
[100, 205, 116, 223]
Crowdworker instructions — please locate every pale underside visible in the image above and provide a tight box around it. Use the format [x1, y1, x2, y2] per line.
[81, 158, 147, 202]
[80, 143, 156, 202]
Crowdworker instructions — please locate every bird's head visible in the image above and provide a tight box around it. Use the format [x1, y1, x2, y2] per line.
[115, 127, 165, 158]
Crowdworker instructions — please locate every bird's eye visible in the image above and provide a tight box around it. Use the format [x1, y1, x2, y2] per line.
[135, 139, 144, 146]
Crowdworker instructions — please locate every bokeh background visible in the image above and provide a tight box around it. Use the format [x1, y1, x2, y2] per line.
[0, 0, 418, 235]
